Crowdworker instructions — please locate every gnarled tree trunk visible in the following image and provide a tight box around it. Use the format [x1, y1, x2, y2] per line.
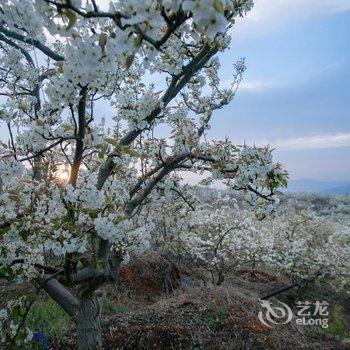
[77, 295, 102, 350]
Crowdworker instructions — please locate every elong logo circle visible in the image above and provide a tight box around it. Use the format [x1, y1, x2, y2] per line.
[258, 299, 293, 327]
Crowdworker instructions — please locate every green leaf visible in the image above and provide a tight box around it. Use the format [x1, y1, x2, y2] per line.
[113, 216, 124, 225]
[104, 139, 140, 157]
[11, 304, 22, 318]
[65, 10, 77, 31]
[98, 143, 107, 159]
[87, 208, 99, 219]
[214, 0, 224, 13]
[280, 177, 288, 188]
[122, 146, 140, 158]
[272, 172, 288, 189]
[105, 138, 122, 149]
[0, 266, 14, 281]
[96, 258, 104, 272]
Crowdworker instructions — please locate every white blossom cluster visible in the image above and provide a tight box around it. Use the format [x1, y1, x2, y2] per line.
[176, 194, 271, 284]
[0, 297, 33, 346]
[150, 190, 349, 287]
[261, 210, 350, 283]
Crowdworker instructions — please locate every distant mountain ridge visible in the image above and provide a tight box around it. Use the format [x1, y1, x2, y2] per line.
[320, 184, 350, 195]
[286, 179, 350, 195]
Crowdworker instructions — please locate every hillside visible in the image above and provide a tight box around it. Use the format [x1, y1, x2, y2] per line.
[286, 179, 350, 195]
[321, 185, 350, 195]
[7, 251, 346, 350]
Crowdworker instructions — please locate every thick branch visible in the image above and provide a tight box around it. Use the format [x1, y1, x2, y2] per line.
[0, 32, 34, 67]
[18, 137, 74, 162]
[125, 154, 188, 215]
[0, 25, 64, 61]
[38, 273, 79, 318]
[97, 44, 218, 190]
[10, 259, 63, 275]
[69, 87, 87, 187]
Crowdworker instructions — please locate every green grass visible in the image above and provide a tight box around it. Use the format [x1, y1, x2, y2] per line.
[325, 305, 350, 338]
[204, 312, 218, 330]
[102, 299, 130, 315]
[217, 306, 229, 318]
[204, 305, 229, 330]
[27, 297, 130, 338]
[26, 299, 71, 339]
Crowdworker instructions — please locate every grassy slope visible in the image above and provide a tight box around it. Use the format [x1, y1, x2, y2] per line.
[42, 251, 350, 350]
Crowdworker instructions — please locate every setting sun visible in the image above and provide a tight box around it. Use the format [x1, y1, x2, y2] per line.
[54, 165, 70, 184]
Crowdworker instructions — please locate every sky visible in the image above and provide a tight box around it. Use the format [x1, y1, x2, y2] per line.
[96, 0, 350, 181]
[207, 0, 350, 181]
[1, 0, 349, 182]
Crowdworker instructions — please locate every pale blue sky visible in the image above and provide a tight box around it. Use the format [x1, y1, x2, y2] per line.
[1, 0, 349, 181]
[205, 0, 350, 181]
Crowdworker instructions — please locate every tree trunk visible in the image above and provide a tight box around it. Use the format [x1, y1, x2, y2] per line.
[77, 295, 102, 350]
[216, 271, 224, 285]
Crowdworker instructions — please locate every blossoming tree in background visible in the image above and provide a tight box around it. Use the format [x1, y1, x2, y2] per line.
[262, 210, 350, 286]
[179, 195, 268, 285]
[0, 0, 288, 348]
[175, 198, 349, 289]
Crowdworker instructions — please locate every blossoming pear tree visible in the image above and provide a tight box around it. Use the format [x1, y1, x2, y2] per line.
[179, 200, 349, 288]
[261, 210, 350, 286]
[179, 196, 264, 285]
[0, 0, 288, 348]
